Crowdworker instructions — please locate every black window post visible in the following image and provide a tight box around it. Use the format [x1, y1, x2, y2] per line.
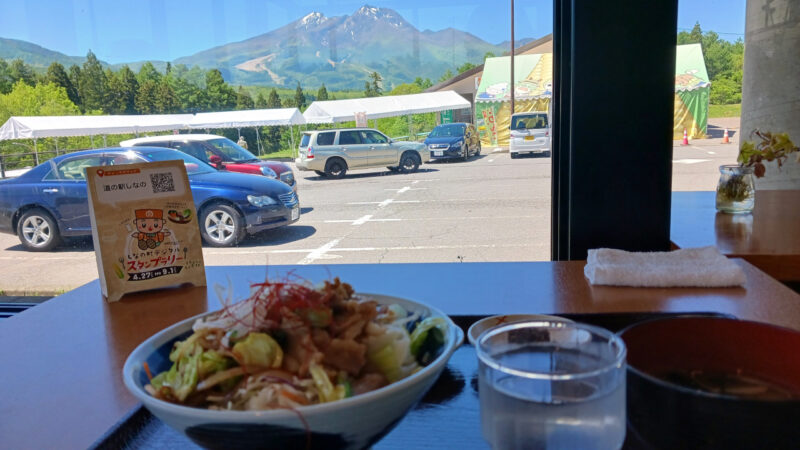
[551, 0, 679, 260]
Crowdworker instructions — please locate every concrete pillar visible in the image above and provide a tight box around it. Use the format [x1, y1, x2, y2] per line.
[741, 0, 800, 189]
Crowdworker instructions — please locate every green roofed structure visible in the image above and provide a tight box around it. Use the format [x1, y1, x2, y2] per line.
[674, 43, 710, 139]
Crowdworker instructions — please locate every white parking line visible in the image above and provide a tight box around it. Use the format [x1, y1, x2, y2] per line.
[708, 151, 716, 154]
[397, 186, 410, 194]
[488, 159, 494, 163]
[296, 238, 342, 265]
[378, 198, 394, 208]
[346, 200, 421, 205]
[351, 215, 373, 226]
[383, 188, 426, 191]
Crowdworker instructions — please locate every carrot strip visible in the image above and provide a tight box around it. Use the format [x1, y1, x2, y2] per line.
[143, 362, 153, 382]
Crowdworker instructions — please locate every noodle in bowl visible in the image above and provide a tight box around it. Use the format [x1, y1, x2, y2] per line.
[123, 293, 463, 450]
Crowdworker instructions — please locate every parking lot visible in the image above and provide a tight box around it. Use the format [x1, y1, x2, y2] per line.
[0, 131, 740, 295]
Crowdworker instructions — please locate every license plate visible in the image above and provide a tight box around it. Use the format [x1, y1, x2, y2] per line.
[524, 136, 535, 141]
[291, 207, 299, 221]
[433, 150, 443, 156]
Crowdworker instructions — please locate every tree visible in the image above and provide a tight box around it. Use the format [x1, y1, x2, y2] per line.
[154, 80, 179, 113]
[236, 86, 254, 110]
[0, 81, 80, 125]
[317, 84, 329, 101]
[45, 62, 80, 106]
[262, 89, 283, 151]
[364, 72, 383, 97]
[457, 62, 476, 74]
[166, 69, 206, 112]
[254, 92, 267, 108]
[293, 82, 307, 109]
[438, 69, 453, 82]
[204, 69, 236, 110]
[135, 79, 159, 114]
[9, 59, 36, 87]
[116, 66, 139, 114]
[266, 88, 281, 108]
[390, 83, 423, 95]
[78, 50, 109, 112]
[414, 77, 432, 90]
[483, 51, 496, 60]
[137, 62, 162, 85]
[0, 59, 12, 94]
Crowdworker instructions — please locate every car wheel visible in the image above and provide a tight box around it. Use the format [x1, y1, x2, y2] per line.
[544, 150, 552, 157]
[200, 203, 244, 247]
[325, 158, 347, 179]
[475, 142, 481, 156]
[314, 170, 326, 177]
[510, 153, 518, 159]
[399, 152, 420, 173]
[462, 144, 469, 161]
[17, 208, 61, 251]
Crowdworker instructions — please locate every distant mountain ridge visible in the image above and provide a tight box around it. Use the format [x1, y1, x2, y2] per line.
[1, 5, 532, 90]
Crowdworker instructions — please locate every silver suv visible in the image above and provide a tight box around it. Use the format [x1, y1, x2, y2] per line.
[295, 128, 430, 178]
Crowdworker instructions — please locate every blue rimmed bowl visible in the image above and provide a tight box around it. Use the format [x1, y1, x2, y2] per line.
[123, 293, 463, 450]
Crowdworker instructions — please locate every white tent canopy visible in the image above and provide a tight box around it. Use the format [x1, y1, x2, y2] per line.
[187, 108, 306, 129]
[0, 108, 305, 141]
[0, 114, 194, 140]
[303, 90, 471, 124]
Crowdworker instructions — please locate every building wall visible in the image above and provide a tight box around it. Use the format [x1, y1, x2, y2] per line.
[741, 0, 800, 190]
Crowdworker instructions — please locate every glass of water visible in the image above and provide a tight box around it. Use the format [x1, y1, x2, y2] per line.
[476, 321, 627, 450]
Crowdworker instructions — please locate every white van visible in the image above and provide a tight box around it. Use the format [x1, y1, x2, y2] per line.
[509, 112, 551, 158]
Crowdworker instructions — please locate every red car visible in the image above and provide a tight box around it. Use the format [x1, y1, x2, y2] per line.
[120, 134, 296, 192]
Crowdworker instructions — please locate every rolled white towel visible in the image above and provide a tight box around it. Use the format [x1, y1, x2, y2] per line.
[584, 246, 746, 287]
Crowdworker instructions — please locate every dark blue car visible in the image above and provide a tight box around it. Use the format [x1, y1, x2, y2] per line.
[0, 148, 300, 251]
[424, 123, 481, 161]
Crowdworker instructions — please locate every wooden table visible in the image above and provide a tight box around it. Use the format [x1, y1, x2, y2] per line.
[671, 190, 800, 282]
[3, 261, 800, 449]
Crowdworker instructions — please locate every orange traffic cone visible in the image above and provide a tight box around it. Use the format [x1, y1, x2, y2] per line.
[681, 128, 689, 146]
[722, 128, 730, 144]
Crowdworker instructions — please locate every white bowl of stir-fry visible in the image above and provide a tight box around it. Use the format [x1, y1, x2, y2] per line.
[123, 277, 463, 449]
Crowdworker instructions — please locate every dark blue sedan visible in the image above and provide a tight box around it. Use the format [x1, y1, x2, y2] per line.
[0, 148, 300, 251]
[424, 123, 481, 161]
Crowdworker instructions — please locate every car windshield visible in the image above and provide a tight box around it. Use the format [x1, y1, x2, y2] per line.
[207, 138, 260, 162]
[138, 149, 216, 175]
[428, 124, 466, 137]
[510, 114, 549, 130]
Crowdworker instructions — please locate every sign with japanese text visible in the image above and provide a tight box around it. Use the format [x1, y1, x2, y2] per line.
[355, 111, 368, 128]
[482, 109, 498, 146]
[86, 160, 206, 302]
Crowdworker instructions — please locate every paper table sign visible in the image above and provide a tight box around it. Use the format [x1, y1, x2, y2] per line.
[86, 160, 206, 302]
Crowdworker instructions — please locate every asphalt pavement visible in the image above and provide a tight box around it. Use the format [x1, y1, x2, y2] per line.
[0, 125, 741, 299]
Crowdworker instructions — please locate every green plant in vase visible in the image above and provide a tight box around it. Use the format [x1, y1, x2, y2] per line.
[717, 130, 800, 213]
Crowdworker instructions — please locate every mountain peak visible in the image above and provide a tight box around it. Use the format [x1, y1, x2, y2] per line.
[298, 11, 327, 27]
[350, 5, 407, 29]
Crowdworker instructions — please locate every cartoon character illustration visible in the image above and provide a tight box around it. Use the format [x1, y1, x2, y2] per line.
[132, 209, 171, 250]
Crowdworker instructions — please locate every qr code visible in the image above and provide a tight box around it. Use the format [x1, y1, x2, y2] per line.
[150, 172, 175, 193]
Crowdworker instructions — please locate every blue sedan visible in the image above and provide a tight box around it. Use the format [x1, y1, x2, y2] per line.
[0, 147, 300, 251]
[424, 123, 481, 161]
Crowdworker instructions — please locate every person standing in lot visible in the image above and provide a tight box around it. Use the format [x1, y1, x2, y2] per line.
[237, 136, 248, 149]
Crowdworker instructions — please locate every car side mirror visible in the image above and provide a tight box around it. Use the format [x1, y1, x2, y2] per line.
[208, 155, 224, 169]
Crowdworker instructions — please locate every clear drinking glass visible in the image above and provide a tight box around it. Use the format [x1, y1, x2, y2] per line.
[476, 321, 627, 450]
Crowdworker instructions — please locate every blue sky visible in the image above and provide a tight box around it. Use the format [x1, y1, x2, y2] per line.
[0, 0, 746, 64]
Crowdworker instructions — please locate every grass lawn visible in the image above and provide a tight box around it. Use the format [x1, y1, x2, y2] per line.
[709, 103, 741, 118]
[258, 148, 296, 160]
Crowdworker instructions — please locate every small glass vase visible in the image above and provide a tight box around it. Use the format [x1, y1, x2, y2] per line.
[716, 164, 755, 213]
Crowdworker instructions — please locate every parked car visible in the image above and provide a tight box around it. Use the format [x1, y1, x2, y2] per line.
[509, 112, 551, 158]
[295, 128, 430, 178]
[424, 123, 481, 161]
[119, 134, 297, 192]
[0, 148, 300, 251]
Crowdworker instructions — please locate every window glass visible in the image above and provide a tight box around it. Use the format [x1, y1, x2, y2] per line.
[173, 141, 212, 162]
[510, 114, 549, 130]
[207, 138, 258, 162]
[316, 132, 335, 146]
[300, 134, 311, 147]
[429, 124, 466, 137]
[108, 153, 146, 165]
[135, 149, 215, 175]
[338, 131, 362, 145]
[362, 131, 388, 144]
[49, 156, 104, 181]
